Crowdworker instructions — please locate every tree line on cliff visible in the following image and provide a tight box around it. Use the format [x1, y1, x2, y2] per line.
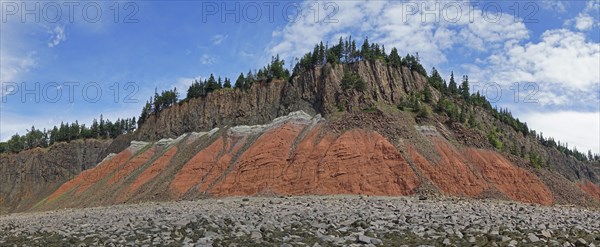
[0, 115, 136, 153]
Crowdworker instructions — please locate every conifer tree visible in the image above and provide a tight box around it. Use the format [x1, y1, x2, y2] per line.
[235, 73, 245, 89]
[448, 72, 458, 95]
[460, 75, 470, 100]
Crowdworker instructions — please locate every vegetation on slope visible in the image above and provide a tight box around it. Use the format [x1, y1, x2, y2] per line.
[0, 115, 135, 153]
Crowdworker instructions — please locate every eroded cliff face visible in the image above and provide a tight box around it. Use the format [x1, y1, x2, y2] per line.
[135, 60, 427, 141]
[0, 139, 112, 213]
[35, 111, 600, 212]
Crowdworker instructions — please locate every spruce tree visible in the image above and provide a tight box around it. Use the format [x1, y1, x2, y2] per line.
[460, 75, 470, 100]
[424, 84, 433, 103]
[361, 37, 370, 60]
[223, 78, 231, 88]
[389, 48, 401, 67]
[235, 73, 245, 89]
[448, 72, 458, 95]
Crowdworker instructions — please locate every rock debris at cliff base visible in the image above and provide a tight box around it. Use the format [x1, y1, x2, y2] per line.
[1, 196, 599, 246]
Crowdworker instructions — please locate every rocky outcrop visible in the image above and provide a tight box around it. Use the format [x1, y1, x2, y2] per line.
[135, 60, 427, 141]
[0, 139, 112, 213]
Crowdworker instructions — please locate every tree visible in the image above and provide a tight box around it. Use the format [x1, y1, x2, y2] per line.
[460, 75, 470, 100]
[361, 37, 371, 60]
[318, 42, 325, 65]
[7, 133, 23, 153]
[187, 80, 205, 99]
[428, 67, 444, 90]
[424, 84, 433, 103]
[235, 73, 245, 89]
[245, 70, 254, 90]
[206, 74, 219, 93]
[223, 78, 232, 88]
[91, 118, 99, 138]
[0, 142, 7, 153]
[448, 72, 458, 95]
[341, 71, 366, 91]
[389, 48, 401, 67]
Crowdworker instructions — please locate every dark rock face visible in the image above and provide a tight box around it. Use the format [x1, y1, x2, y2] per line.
[135, 61, 428, 141]
[0, 139, 112, 213]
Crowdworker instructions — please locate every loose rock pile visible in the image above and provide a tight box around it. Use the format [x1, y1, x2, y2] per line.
[0, 196, 598, 246]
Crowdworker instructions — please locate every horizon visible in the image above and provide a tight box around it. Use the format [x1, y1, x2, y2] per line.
[1, 0, 599, 153]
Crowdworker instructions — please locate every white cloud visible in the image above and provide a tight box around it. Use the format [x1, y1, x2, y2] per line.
[574, 14, 594, 31]
[565, 1, 599, 31]
[48, 25, 66, 48]
[520, 111, 600, 153]
[0, 51, 38, 95]
[211, 34, 228, 45]
[201, 54, 215, 65]
[539, 0, 567, 13]
[268, 0, 529, 68]
[467, 29, 599, 108]
[0, 20, 39, 85]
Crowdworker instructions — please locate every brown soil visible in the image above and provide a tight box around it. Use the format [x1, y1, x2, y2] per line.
[210, 123, 420, 196]
[408, 137, 553, 205]
[47, 150, 133, 201]
[578, 181, 600, 201]
[127, 147, 178, 195]
[408, 138, 488, 197]
[465, 148, 553, 205]
[169, 138, 225, 197]
[107, 149, 155, 185]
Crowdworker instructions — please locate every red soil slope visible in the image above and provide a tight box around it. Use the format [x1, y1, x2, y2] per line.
[42, 120, 591, 209]
[578, 181, 600, 201]
[127, 147, 178, 195]
[47, 150, 133, 201]
[169, 137, 225, 197]
[465, 148, 553, 205]
[408, 137, 553, 205]
[210, 124, 420, 196]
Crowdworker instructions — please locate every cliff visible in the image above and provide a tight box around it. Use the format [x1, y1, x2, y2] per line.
[135, 61, 427, 140]
[0, 139, 113, 213]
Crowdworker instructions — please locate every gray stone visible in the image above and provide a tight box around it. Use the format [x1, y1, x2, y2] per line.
[443, 238, 451, 245]
[527, 233, 540, 242]
[250, 231, 262, 240]
[575, 238, 587, 246]
[468, 236, 476, 243]
[541, 229, 552, 238]
[357, 235, 372, 244]
[370, 238, 383, 245]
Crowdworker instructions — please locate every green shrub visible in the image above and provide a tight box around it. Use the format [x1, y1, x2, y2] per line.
[341, 71, 366, 92]
[418, 104, 432, 118]
[487, 130, 503, 150]
[529, 152, 544, 168]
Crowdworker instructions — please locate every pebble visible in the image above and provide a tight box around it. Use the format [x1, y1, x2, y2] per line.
[0, 196, 598, 245]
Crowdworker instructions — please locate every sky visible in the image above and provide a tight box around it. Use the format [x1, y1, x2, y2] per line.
[1, 0, 599, 153]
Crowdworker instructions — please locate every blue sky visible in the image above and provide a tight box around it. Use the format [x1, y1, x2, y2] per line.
[1, 0, 599, 153]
